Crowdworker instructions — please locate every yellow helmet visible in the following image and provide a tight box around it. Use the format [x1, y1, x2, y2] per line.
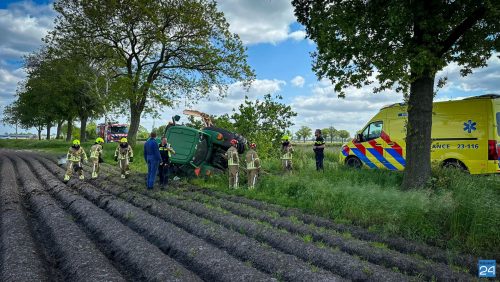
[120, 138, 127, 143]
[96, 137, 104, 143]
[72, 139, 80, 146]
[281, 135, 290, 141]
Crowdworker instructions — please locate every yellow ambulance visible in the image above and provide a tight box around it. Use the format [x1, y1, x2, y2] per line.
[339, 94, 500, 174]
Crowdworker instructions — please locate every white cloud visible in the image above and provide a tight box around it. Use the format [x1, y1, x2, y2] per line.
[0, 2, 54, 60]
[436, 54, 500, 94]
[291, 75, 305, 87]
[216, 0, 304, 45]
[288, 30, 306, 41]
[290, 79, 404, 136]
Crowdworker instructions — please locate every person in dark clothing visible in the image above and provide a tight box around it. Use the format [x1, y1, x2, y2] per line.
[313, 129, 326, 170]
[158, 137, 175, 188]
[144, 132, 161, 190]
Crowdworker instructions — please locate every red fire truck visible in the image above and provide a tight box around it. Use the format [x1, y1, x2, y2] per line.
[97, 122, 129, 142]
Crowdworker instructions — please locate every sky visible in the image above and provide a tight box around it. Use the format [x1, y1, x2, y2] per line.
[0, 0, 499, 137]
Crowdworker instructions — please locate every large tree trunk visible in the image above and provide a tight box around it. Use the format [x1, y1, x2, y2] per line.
[80, 116, 88, 142]
[401, 72, 435, 189]
[37, 127, 42, 140]
[66, 118, 73, 142]
[56, 120, 63, 139]
[127, 103, 143, 147]
[46, 122, 51, 140]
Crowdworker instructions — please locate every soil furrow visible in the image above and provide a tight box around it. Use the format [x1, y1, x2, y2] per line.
[8, 154, 126, 282]
[177, 190, 472, 281]
[34, 155, 275, 282]
[182, 185, 476, 270]
[89, 177, 346, 282]
[0, 156, 48, 282]
[21, 154, 203, 282]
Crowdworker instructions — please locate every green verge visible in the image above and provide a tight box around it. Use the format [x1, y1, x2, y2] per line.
[2, 139, 498, 257]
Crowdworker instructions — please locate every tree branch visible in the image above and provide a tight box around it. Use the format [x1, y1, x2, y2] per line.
[438, 5, 487, 57]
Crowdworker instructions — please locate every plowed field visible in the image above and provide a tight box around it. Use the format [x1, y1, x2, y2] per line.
[0, 150, 476, 281]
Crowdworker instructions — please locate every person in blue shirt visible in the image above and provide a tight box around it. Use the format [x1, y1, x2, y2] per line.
[143, 132, 161, 190]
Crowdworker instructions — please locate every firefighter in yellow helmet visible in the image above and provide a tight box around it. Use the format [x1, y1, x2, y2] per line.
[245, 143, 260, 189]
[114, 137, 133, 179]
[281, 135, 293, 171]
[64, 139, 88, 182]
[89, 137, 105, 179]
[224, 139, 240, 188]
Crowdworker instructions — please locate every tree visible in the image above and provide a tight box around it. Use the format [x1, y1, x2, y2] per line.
[322, 128, 330, 142]
[338, 130, 350, 143]
[230, 94, 297, 157]
[296, 126, 312, 143]
[51, 0, 254, 146]
[1, 105, 20, 139]
[293, 0, 499, 188]
[328, 126, 337, 143]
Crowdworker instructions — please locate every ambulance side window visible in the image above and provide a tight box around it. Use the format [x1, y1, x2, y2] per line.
[362, 121, 383, 141]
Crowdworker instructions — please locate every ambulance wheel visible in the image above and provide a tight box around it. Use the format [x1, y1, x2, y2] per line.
[345, 157, 362, 169]
[442, 159, 468, 172]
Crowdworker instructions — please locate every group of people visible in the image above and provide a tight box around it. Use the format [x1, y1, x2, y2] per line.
[64, 137, 134, 182]
[63, 128, 326, 190]
[144, 132, 176, 190]
[225, 129, 326, 189]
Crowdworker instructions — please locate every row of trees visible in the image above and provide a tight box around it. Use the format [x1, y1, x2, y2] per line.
[295, 126, 350, 143]
[2, 0, 254, 145]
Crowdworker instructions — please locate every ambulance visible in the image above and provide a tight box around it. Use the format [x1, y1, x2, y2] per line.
[339, 94, 500, 174]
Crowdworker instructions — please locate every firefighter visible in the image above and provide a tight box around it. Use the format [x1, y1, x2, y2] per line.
[114, 138, 134, 179]
[313, 129, 326, 170]
[64, 139, 88, 182]
[224, 139, 240, 189]
[245, 143, 260, 189]
[158, 136, 175, 188]
[281, 135, 293, 171]
[90, 137, 104, 179]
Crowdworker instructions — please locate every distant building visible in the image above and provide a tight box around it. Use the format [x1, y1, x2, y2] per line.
[0, 134, 37, 140]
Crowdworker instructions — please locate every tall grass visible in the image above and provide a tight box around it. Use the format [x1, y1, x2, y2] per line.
[191, 143, 500, 257]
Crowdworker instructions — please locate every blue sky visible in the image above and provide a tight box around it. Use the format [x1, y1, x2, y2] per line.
[1, 0, 499, 137]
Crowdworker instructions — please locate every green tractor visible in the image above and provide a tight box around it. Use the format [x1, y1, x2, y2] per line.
[163, 110, 246, 177]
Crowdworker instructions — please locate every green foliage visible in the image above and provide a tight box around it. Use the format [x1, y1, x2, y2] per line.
[296, 126, 312, 142]
[228, 94, 297, 158]
[337, 130, 350, 143]
[137, 125, 150, 139]
[51, 0, 255, 146]
[86, 121, 98, 140]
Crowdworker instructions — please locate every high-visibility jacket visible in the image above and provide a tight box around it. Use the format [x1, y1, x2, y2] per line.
[226, 146, 239, 166]
[67, 146, 88, 162]
[90, 144, 103, 159]
[245, 149, 260, 170]
[115, 144, 133, 160]
[281, 144, 293, 160]
[159, 143, 175, 162]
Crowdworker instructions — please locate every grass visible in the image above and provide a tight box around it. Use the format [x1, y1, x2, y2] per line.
[1, 139, 499, 257]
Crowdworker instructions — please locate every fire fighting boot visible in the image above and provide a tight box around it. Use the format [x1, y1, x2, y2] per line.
[64, 174, 70, 182]
[91, 171, 98, 179]
[79, 175, 85, 180]
[125, 170, 130, 175]
[121, 174, 126, 179]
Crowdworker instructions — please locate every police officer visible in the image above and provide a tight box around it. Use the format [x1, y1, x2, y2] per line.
[158, 136, 175, 188]
[114, 137, 134, 179]
[225, 139, 240, 189]
[281, 135, 293, 171]
[245, 143, 260, 189]
[144, 132, 161, 190]
[313, 129, 326, 170]
[64, 139, 88, 182]
[90, 137, 104, 179]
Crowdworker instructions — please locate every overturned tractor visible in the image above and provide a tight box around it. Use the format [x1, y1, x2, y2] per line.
[164, 110, 246, 177]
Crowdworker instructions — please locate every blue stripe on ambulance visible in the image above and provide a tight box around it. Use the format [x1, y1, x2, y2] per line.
[351, 148, 377, 169]
[367, 148, 398, 170]
[385, 148, 406, 167]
